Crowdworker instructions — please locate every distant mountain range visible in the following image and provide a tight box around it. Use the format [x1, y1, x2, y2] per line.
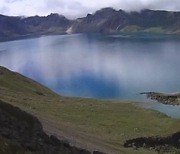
[1, 7, 180, 40]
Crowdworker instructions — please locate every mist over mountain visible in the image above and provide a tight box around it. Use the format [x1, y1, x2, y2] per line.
[1, 0, 180, 18]
[1, 8, 180, 40]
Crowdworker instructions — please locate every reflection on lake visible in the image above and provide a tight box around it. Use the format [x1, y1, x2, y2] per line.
[0, 34, 180, 118]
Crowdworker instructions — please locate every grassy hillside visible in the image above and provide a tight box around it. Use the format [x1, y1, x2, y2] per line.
[0, 99, 93, 154]
[0, 66, 58, 96]
[0, 66, 179, 154]
[119, 26, 180, 34]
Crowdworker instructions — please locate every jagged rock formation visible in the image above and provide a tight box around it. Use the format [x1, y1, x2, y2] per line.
[1, 8, 180, 41]
[69, 8, 180, 34]
[124, 131, 180, 153]
[0, 100, 102, 154]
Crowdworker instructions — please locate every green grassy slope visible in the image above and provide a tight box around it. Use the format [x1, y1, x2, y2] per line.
[0, 66, 179, 154]
[119, 25, 180, 34]
[0, 66, 58, 97]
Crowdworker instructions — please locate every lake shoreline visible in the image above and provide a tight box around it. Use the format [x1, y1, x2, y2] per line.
[1, 34, 180, 119]
[1, 32, 180, 43]
[0, 66, 180, 154]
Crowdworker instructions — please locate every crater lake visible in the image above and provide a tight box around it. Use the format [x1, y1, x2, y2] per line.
[0, 33, 180, 118]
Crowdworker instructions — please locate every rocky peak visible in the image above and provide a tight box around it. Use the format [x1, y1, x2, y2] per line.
[94, 7, 117, 17]
[47, 13, 66, 19]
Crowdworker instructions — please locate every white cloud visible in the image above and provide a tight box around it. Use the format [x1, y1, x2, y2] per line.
[0, 0, 180, 18]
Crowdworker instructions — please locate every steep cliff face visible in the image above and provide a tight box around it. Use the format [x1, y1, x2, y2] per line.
[0, 15, 26, 38]
[0, 13, 71, 40]
[72, 8, 180, 33]
[24, 13, 71, 33]
[72, 8, 123, 33]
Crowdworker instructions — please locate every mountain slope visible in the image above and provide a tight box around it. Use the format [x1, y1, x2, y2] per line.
[0, 13, 71, 41]
[0, 66, 180, 154]
[0, 66, 58, 97]
[72, 8, 180, 33]
[0, 100, 92, 154]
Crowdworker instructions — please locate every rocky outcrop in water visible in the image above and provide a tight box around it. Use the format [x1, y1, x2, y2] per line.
[140, 92, 180, 105]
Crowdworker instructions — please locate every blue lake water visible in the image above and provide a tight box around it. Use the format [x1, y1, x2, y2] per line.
[0, 34, 180, 118]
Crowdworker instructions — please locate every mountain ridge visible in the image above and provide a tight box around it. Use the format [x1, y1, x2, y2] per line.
[1, 8, 180, 41]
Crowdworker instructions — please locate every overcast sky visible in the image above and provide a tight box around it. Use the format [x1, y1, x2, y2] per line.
[0, 0, 180, 18]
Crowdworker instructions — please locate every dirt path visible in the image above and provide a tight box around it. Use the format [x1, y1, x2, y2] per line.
[38, 115, 119, 154]
[27, 110, 120, 154]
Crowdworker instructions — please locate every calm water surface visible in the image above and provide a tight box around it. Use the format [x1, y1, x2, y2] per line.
[0, 34, 180, 118]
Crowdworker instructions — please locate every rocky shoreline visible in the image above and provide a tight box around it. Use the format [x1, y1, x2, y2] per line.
[124, 91, 180, 153]
[140, 92, 180, 105]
